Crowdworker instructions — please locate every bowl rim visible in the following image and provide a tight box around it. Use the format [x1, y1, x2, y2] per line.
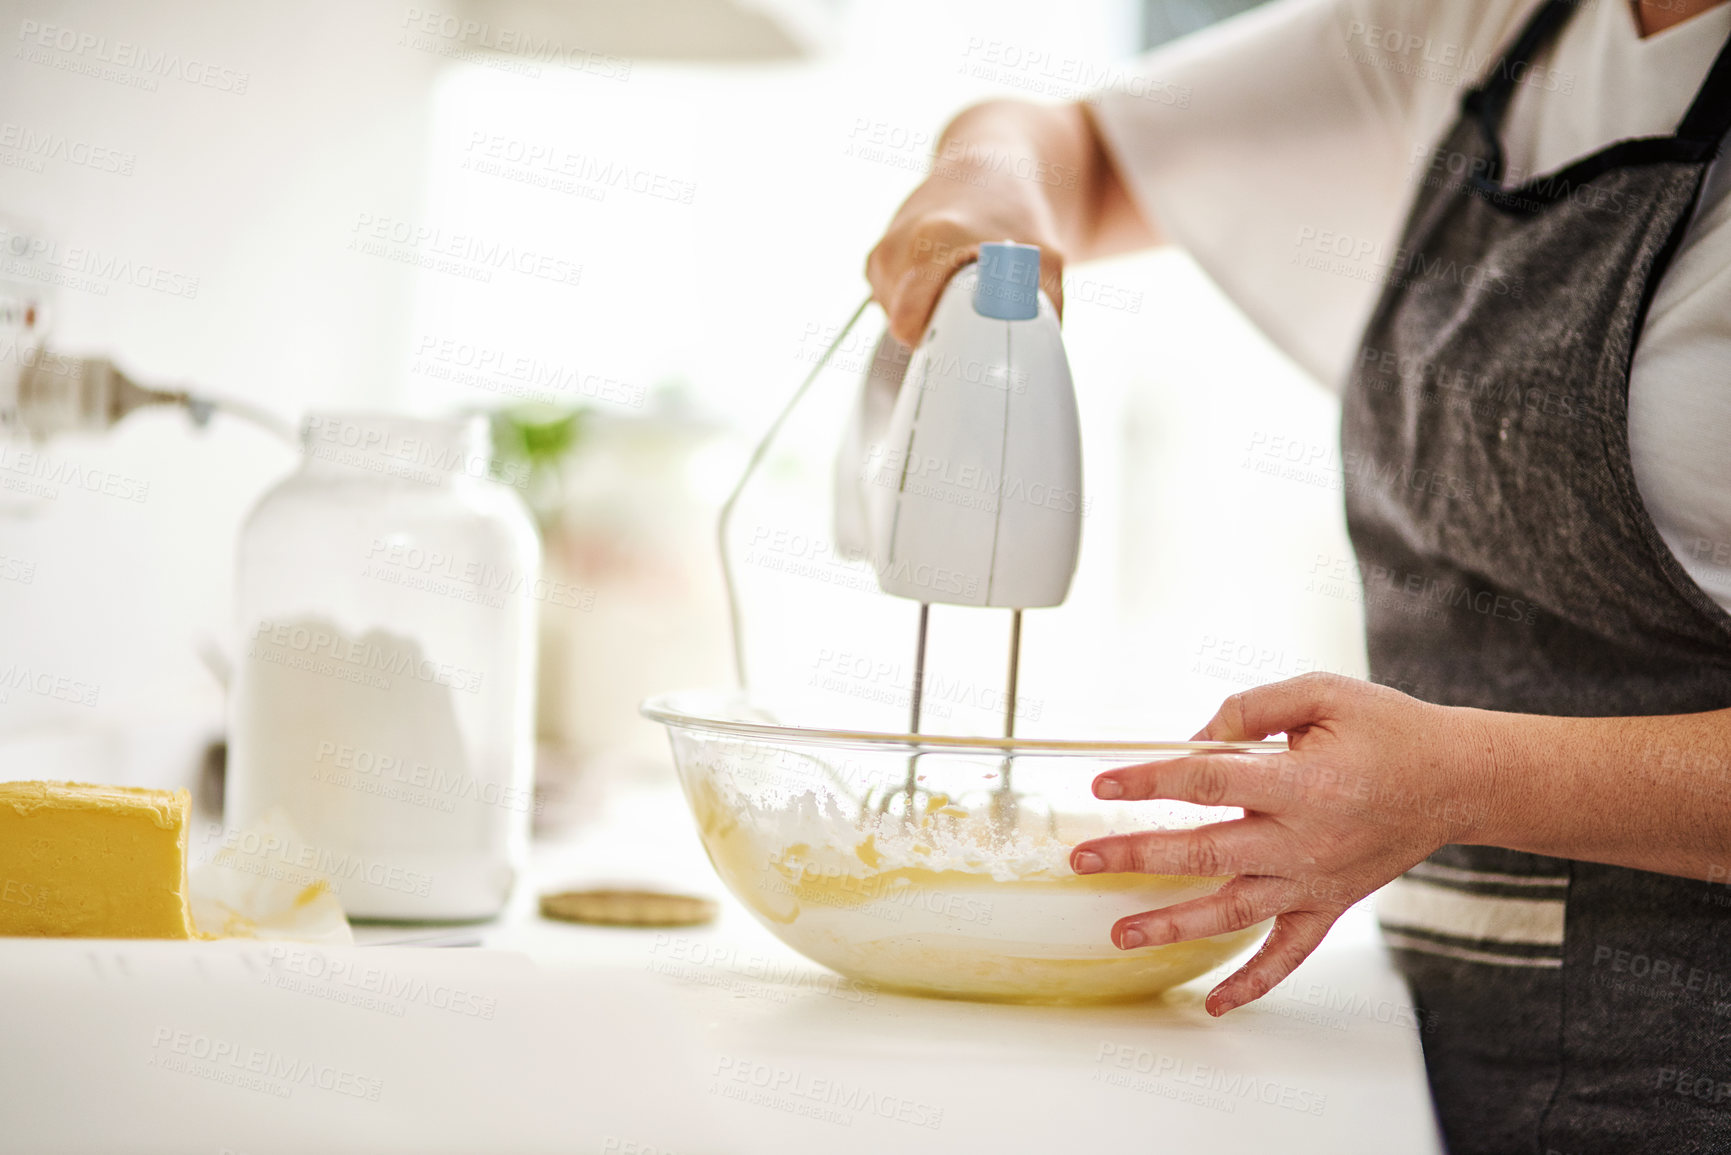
[640, 690, 1289, 757]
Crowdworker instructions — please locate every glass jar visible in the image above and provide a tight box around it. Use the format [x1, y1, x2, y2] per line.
[226, 412, 540, 921]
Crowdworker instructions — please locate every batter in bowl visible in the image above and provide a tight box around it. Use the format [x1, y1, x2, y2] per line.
[687, 776, 1261, 1004]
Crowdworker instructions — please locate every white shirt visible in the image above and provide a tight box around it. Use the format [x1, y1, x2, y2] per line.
[1093, 0, 1731, 611]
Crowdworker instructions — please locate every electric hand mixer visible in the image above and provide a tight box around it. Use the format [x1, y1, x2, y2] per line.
[720, 242, 1083, 829]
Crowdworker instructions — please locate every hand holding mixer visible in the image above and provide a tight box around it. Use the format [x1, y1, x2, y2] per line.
[719, 242, 1083, 829]
[666, 240, 1280, 1004]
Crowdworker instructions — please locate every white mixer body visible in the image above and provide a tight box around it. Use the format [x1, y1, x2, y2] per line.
[865, 262, 1083, 608]
[833, 333, 907, 562]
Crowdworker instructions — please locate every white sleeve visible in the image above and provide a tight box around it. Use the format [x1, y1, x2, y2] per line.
[1090, 0, 1528, 388]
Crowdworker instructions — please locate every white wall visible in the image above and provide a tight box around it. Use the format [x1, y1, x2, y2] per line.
[0, 0, 1363, 789]
[0, 0, 442, 782]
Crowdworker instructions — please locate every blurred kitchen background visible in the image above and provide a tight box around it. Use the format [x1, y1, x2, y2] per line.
[0, 0, 1362, 820]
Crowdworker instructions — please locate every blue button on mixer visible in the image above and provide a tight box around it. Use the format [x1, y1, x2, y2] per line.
[972, 241, 1041, 320]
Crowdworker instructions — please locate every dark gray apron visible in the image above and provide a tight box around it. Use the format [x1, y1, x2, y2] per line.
[1342, 2, 1731, 1151]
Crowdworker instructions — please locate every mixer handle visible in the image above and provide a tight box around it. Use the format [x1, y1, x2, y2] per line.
[717, 294, 877, 689]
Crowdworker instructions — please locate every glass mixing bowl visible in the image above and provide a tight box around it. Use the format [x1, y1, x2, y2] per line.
[642, 691, 1287, 1005]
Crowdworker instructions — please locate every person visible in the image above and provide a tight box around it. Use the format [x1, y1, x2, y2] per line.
[864, 1, 1731, 1151]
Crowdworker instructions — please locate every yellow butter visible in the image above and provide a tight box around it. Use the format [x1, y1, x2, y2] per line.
[0, 780, 196, 939]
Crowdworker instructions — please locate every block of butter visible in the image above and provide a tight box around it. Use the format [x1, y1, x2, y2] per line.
[0, 781, 197, 939]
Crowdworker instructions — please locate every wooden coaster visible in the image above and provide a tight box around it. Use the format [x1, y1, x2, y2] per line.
[539, 888, 717, 928]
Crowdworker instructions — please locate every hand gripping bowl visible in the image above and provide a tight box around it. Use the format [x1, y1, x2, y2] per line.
[642, 691, 1288, 1005]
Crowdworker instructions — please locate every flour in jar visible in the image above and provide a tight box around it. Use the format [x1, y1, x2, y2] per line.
[225, 616, 524, 918]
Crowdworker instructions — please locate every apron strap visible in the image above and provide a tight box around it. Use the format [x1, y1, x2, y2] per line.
[1464, 0, 1575, 128]
[1462, 0, 1731, 180]
[1677, 21, 1731, 147]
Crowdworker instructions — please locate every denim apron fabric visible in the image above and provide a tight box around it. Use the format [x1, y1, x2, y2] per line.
[1341, 2, 1731, 1151]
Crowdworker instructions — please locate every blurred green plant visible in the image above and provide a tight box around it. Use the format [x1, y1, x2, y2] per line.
[488, 403, 587, 529]
[483, 379, 696, 529]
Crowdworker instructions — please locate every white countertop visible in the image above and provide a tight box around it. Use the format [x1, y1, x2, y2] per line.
[0, 773, 1443, 1155]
